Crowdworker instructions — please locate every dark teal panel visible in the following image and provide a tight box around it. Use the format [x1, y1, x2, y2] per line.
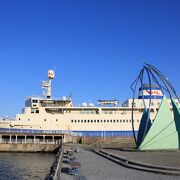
[137, 109, 151, 147]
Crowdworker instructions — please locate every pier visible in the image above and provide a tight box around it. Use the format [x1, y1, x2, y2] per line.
[0, 129, 78, 152]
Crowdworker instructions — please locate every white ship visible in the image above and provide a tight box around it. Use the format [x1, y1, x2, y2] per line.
[0, 70, 179, 137]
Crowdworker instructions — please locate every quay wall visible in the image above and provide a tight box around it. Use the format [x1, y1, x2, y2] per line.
[0, 143, 59, 152]
[82, 136, 136, 147]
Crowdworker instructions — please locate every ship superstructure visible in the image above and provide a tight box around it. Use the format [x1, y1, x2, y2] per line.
[0, 70, 179, 137]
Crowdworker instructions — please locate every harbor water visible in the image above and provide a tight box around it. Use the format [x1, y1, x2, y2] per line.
[0, 153, 55, 180]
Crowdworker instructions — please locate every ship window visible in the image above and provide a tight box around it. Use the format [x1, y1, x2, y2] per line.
[78, 120, 80, 123]
[101, 120, 103, 123]
[123, 120, 125, 123]
[81, 120, 83, 123]
[91, 120, 93, 123]
[84, 120, 86, 123]
[75, 120, 77, 123]
[117, 120, 119, 123]
[113, 120, 116, 123]
[110, 120, 112, 123]
[71, 120, 73, 123]
[44, 119, 46, 122]
[28, 119, 30, 121]
[56, 119, 58, 121]
[36, 110, 39, 113]
[132, 102, 136, 107]
[109, 111, 112, 114]
[129, 120, 131, 123]
[137, 119, 139, 123]
[19, 118, 21, 121]
[104, 120, 106, 123]
[126, 120, 128, 123]
[32, 100, 38, 103]
[120, 120, 122, 123]
[94, 120, 96, 123]
[97, 120, 99, 123]
[88, 120, 90, 123]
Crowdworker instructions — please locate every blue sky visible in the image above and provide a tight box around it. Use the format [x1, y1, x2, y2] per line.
[0, 0, 180, 117]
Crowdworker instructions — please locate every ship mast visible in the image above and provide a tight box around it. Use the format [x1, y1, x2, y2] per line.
[42, 70, 55, 99]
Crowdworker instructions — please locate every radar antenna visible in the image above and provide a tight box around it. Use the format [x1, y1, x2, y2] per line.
[42, 70, 55, 99]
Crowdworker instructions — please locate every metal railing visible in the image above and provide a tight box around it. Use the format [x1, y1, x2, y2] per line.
[0, 128, 79, 136]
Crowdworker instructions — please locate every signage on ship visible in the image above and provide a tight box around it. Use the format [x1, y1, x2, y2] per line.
[139, 90, 163, 96]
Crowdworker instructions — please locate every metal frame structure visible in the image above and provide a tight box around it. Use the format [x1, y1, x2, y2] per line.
[131, 63, 180, 150]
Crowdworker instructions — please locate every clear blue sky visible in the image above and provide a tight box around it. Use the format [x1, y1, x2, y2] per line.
[0, 0, 180, 117]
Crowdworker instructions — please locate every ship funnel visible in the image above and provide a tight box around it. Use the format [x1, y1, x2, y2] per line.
[138, 84, 163, 99]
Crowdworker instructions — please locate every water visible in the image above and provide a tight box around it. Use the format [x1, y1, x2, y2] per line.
[0, 153, 55, 180]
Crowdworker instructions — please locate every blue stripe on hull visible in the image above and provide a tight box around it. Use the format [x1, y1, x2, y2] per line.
[73, 130, 138, 137]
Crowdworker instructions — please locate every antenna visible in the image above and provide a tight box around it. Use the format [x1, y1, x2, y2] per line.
[67, 92, 72, 101]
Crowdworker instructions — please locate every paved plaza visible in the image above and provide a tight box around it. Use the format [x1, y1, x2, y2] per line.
[61, 147, 180, 180]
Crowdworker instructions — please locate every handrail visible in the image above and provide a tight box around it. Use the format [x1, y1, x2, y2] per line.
[0, 128, 79, 136]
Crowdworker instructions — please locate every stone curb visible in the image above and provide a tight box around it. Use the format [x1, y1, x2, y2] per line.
[92, 149, 180, 176]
